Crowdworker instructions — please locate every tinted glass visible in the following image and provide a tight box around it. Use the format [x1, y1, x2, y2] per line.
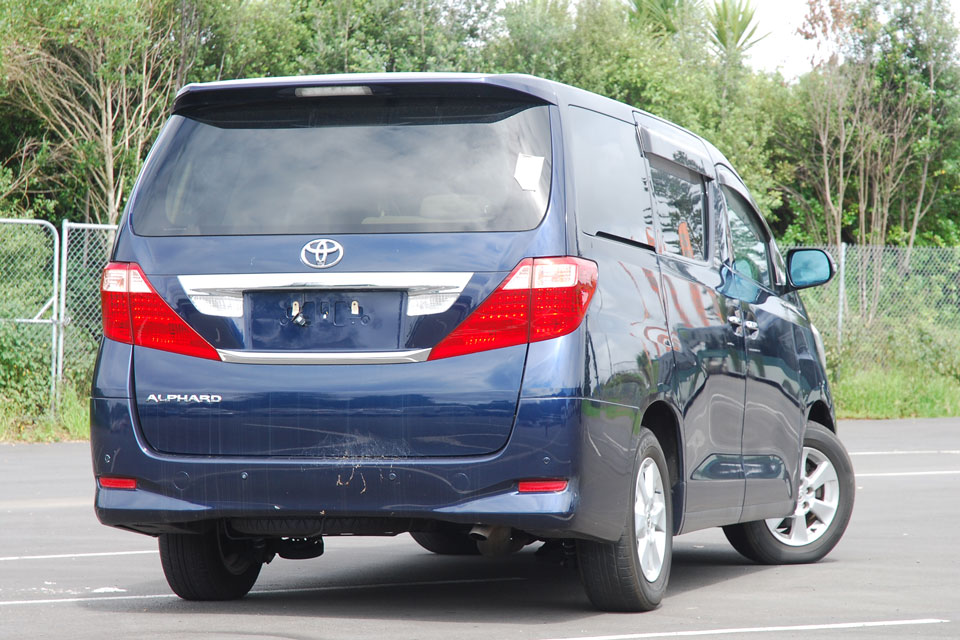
[649, 156, 706, 260]
[132, 99, 552, 235]
[568, 107, 655, 246]
[722, 186, 771, 287]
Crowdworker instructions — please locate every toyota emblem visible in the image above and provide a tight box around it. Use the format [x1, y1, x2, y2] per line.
[300, 239, 344, 269]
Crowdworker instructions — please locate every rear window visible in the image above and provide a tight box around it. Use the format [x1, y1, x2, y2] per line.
[131, 98, 553, 235]
[567, 106, 655, 246]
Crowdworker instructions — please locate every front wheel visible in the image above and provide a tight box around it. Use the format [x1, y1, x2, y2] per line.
[577, 427, 672, 612]
[723, 421, 854, 564]
[159, 525, 263, 600]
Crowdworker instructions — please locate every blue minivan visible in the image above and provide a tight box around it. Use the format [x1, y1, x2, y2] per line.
[91, 73, 854, 611]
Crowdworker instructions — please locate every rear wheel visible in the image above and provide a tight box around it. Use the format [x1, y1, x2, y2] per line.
[723, 421, 854, 564]
[159, 525, 263, 600]
[409, 525, 480, 555]
[577, 427, 672, 612]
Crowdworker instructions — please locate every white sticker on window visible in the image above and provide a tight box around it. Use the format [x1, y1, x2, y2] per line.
[514, 153, 544, 191]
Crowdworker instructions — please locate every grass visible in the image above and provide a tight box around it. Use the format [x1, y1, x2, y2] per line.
[833, 367, 960, 419]
[0, 383, 89, 442]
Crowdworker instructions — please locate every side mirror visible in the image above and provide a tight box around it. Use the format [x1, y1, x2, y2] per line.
[786, 248, 835, 290]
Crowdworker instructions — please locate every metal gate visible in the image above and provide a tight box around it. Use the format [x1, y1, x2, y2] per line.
[0, 218, 59, 410]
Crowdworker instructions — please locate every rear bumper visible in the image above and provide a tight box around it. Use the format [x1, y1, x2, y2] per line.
[90, 394, 634, 542]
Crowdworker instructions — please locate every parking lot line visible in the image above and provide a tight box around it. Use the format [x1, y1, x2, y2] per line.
[0, 576, 526, 607]
[0, 497, 90, 510]
[850, 450, 960, 455]
[0, 550, 157, 562]
[540, 618, 950, 640]
[856, 470, 960, 478]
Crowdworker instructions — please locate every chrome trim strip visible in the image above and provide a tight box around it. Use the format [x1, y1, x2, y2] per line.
[179, 271, 473, 292]
[178, 272, 473, 318]
[217, 348, 431, 365]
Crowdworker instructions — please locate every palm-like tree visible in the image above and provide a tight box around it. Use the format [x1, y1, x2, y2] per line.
[708, 0, 766, 60]
[630, 0, 703, 35]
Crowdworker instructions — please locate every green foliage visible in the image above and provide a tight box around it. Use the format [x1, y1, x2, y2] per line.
[823, 318, 960, 420]
[0, 0, 184, 225]
[0, 324, 51, 418]
[808, 245, 960, 419]
[190, 0, 312, 80]
[307, 0, 492, 73]
[484, 0, 576, 79]
[833, 367, 960, 419]
[0, 382, 89, 442]
[0, 222, 57, 426]
[707, 0, 765, 59]
[629, 0, 703, 37]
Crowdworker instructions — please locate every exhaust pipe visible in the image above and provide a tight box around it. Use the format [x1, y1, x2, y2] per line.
[469, 524, 530, 556]
[469, 524, 495, 541]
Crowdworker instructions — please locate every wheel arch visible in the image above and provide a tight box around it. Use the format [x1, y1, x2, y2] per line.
[807, 400, 835, 433]
[640, 399, 684, 535]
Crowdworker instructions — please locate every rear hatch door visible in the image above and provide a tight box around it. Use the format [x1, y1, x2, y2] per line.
[122, 82, 557, 458]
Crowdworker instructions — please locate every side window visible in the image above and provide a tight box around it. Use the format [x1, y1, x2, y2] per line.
[721, 185, 771, 287]
[568, 107, 655, 246]
[649, 155, 706, 260]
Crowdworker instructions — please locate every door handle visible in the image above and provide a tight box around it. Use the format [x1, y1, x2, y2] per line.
[727, 311, 744, 338]
[743, 320, 758, 331]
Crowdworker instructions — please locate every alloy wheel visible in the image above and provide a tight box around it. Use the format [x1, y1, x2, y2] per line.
[635, 457, 668, 581]
[765, 446, 840, 546]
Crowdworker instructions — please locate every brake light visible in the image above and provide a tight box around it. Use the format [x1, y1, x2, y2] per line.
[101, 262, 220, 361]
[428, 257, 597, 360]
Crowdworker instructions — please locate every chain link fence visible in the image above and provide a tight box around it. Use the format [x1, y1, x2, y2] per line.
[795, 244, 960, 379]
[57, 222, 116, 394]
[0, 219, 59, 416]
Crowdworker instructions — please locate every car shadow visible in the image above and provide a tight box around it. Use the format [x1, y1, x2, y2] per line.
[78, 538, 773, 623]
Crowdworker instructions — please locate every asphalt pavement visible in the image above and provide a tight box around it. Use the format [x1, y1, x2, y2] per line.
[1, 418, 958, 640]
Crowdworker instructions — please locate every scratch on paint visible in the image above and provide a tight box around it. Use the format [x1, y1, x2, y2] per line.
[336, 466, 357, 487]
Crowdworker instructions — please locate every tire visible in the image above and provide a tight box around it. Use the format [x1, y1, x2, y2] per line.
[409, 525, 480, 555]
[159, 526, 263, 600]
[577, 427, 673, 612]
[723, 421, 855, 564]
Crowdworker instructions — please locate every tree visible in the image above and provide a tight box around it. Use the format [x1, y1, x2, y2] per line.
[707, 0, 765, 62]
[0, 0, 181, 225]
[882, 0, 960, 265]
[485, 0, 575, 80]
[707, 0, 766, 100]
[629, 0, 702, 35]
[193, 0, 311, 81]
[307, 0, 492, 74]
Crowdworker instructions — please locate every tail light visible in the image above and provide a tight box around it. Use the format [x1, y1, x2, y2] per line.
[101, 262, 220, 361]
[428, 257, 598, 360]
